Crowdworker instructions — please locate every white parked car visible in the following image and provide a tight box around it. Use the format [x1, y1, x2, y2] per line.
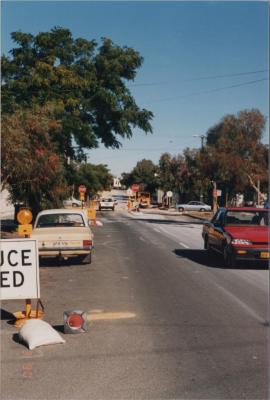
[175, 201, 211, 212]
[31, 209, 94, 263]
[99, 198, 115, 211]
[63, 197, 82, 207]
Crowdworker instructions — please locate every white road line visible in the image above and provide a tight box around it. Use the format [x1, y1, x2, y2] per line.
[154, 228, 161, 233]
[213, 281, 266, 324]
[179, 242, 190, 249]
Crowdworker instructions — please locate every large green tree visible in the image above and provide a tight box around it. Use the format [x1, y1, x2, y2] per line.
[2, 27, 153, 161]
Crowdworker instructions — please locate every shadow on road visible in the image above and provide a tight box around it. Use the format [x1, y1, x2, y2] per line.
[39, 257, 88, 268]
[173, 248, 268, 270]
[130, 217, 203, 226]
[0, 308, 16, 321]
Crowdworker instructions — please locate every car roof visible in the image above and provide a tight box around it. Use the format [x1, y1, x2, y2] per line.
[36, 208, 86, 216]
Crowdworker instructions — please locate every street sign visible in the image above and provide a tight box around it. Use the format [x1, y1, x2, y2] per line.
[78, 185, 87, 193]
[217, 190, 222, 197]
[166, 191, 173, 198]
[0, 239, 40, 300]
[131, 184, 140, 193]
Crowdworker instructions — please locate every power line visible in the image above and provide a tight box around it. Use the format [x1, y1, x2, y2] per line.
[129, 69, 269, 87]
[152, 77, 269, 103]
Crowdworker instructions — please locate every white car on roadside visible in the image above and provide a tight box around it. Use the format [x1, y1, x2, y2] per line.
[63, 197, 82, 207]
[31, 209, 94, 264]
[175, 201, 211, 212]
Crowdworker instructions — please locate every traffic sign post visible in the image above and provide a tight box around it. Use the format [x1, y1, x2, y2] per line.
[166, 191, 173, 208]
[131, 184, 139, 193]
[78, 185, 87, 193]
[78, 185, 87, 207]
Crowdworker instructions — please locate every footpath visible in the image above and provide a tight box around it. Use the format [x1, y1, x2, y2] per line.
[129, 207, 212, 221]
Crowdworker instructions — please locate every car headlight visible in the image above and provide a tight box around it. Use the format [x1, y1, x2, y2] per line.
[231, 239, 252, 245]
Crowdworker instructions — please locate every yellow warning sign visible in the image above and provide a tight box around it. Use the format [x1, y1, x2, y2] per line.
[17, 209, 33, 225]
[18, 224, 32, 236]
[87, 208, 96, 220]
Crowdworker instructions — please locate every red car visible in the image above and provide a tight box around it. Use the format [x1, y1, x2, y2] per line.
[202, 207, 269, 267]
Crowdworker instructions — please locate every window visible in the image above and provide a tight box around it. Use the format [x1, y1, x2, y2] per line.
[36, 213, 85, 228]
[224, 211, 269, 226]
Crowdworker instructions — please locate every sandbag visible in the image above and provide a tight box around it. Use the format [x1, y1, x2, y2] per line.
[19, 319, 65, 350]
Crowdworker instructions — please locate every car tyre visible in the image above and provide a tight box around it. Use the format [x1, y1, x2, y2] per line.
[72, 203, 80, 208]
[78, 253, 92, 265]
[178, 207, 184, 212]
[200, 208, 206, 212]
[223, 246, 236, 268]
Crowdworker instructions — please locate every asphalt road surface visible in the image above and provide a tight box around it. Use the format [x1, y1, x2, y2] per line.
[1, 208, 268, 400]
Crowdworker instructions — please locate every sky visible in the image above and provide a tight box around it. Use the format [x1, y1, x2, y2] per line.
[2, 1, 269, 177]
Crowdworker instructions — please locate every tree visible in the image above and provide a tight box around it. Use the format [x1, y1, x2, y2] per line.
[202, 109, 268, 204]
[159, 151, 203, 202]
[1, 104, 68, 216]
[2, 27, 153, 161]
[72, 163, 113, 199]
[121, 159, 159, 193]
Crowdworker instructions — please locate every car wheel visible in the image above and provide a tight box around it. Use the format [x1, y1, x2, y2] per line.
[178, 207, 184, 212]
[200, 208, 206, 212]
[78, 253, 92, 265]
[223, 246, 236, 267]
[72, 203, 80, 207]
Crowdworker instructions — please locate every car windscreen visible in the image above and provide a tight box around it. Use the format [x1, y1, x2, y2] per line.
[36, 213, 85, 228]
[224, 211, 269, 226]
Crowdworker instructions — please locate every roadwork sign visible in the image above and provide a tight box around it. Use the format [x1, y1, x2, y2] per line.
[0, 239, 40, 300]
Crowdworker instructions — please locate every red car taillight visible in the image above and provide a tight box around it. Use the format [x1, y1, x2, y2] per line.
[83, 240, 92, 247]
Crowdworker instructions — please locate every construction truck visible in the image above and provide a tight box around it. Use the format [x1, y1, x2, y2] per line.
[137, 192, 151, 208]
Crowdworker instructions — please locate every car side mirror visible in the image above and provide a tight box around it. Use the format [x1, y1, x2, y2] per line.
[214, 221, 223, 227]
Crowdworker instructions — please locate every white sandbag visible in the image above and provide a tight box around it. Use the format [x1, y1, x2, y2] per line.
[19, 319, 65, 350]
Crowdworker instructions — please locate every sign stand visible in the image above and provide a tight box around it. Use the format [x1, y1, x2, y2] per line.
[13, 299, 45, 328]
[13, 208, 45, 328]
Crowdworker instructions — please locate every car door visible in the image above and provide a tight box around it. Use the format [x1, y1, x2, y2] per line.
[211, 210, 226, 252]
[188, 201, 196, 211]
[208, 209, 223, 250]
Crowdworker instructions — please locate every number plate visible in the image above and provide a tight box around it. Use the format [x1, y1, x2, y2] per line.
[52, 241, 81, 248]
[260, 252, 269, 259]
[53, 241, 69, 247]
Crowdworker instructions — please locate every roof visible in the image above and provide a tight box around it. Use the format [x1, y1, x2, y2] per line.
[36, 208, 86, 216]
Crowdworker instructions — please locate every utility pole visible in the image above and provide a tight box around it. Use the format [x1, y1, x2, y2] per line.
[193, 134, 206, 150]
[212, 180, 218, 213]
[193, 134, 206, 202]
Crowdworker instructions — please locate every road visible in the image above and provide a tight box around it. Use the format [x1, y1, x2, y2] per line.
[1, 207, 268, 400]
